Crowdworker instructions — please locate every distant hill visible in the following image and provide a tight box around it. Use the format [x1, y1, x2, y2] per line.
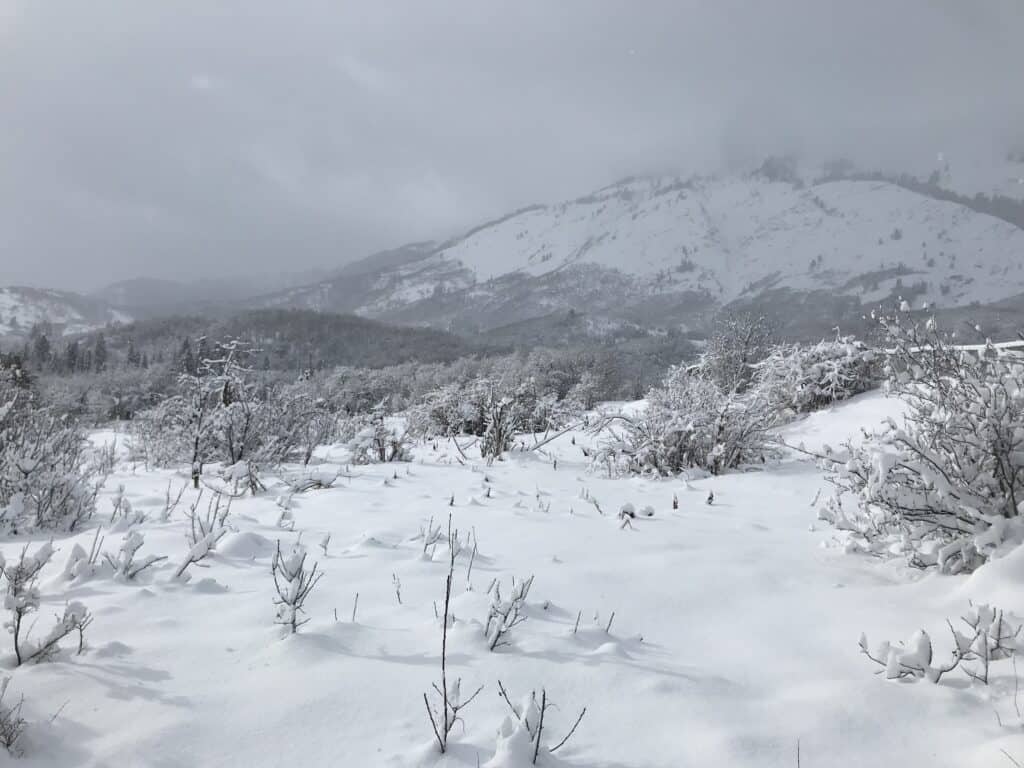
[92, 269, 333, 320]
[0, 286, 130, 342]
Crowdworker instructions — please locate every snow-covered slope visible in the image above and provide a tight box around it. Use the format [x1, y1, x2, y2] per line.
[0, 287, 129, 341]
[263, 173, 1024, 337]
[435, 175, 1024, 306]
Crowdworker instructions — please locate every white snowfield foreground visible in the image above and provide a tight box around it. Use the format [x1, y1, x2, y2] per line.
[3, 391, 1023, 767]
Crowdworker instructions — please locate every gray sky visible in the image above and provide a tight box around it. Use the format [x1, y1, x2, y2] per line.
[2, 0, 1022, 291]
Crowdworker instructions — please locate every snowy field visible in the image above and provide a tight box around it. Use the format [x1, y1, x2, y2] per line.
[3, 391, 1023, 767]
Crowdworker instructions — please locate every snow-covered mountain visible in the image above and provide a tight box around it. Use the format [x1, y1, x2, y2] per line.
[8, 167, 1024, 345]
[0, 286, 130, 342]
[260, 172, 1024, 337]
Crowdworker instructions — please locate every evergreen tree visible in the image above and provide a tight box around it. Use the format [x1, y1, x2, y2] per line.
[126, 338, 141, 368]
[64, 340, 80, 373]
[93, 333, 108, 373]
[32, 332, 51, 367]
[179, 337, 197, 375]
[196, 336, 211, 369]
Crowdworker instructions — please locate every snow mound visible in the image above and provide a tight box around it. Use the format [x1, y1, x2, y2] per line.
[217, 531, 275, 559]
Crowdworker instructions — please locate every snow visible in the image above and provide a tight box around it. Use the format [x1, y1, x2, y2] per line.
[2, 391, 1023, 766]
[415, 175, 1024, 309]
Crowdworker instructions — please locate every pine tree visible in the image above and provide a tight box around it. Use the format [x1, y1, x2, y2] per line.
[64, 340, 80, 373]
[32, 332, 51, 367]
[179, 337, 197, 375]
[126, 338, 141, 368]
[196, 336, 211, 369]
[93, 333, 108, 373]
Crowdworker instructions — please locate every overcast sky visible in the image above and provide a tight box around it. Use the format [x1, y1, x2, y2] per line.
[2, 0, 1022, 291]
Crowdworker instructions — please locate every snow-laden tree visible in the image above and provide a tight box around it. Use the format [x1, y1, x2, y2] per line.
[594, 364, 776, 476]
[131, 342, 342, 480]
[821, 316, 1024, 573]
[699, 313, 774, 394]
[0, 372, 100, 534]
[756, 335, 880, 417]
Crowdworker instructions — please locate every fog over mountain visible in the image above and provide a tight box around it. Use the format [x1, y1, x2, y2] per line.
[2, 0, 1022, 289]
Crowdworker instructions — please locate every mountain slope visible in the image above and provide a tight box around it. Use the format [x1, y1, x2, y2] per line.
[0, 286, 129, 342]
[259, 174, 1024, 338]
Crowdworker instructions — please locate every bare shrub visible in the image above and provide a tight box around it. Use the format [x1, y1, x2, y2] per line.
[424, 521, 483, 753]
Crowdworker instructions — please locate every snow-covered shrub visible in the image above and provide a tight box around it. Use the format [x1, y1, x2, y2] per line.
[485, 575, 534, 651]
[185, 489, 231, 549]
[271, 541, 323, 634]
[104, 531, 167, 580]
[170, 489, 232, 580]
[0, 403, 99, 534]
[409, 374, 581, 462]
[859, 603, 1019, 684]
[493, 682, 587, 765]
[595, 365, 776, 477]
[0, 677, 27, 756]
[133, 352, 341, 479]
[756, 336, 880, 417]
[699, 312, 774, 394]
[1, 543, 93, 665]
[821, 316, 1024, 573]
[347, 405, 410, 464]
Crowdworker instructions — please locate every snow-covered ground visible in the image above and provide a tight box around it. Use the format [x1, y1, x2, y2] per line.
[3, 391, 1023, 767]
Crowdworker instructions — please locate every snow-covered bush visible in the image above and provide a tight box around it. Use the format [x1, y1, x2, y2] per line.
[2, 543, 93, 665]
[171, 489, 231, 580]
[756, 336, 880, 417]
[271, 541, 322, 634]
[132, 343, 342, 480]
[485, 575, 534, 651]
[0, 394, 100, 534]
[493, 682, 587, 765]
[347, 405, 410, 464]
[104, 531, 167, 580]
[699, 312, 774, 394]
[0, 677, 27, 756]
[595, 365, 776, 476]
[821, 316, 1024, 573]
[409, 375, 581, 461]
[860, 603, 1019, 684]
